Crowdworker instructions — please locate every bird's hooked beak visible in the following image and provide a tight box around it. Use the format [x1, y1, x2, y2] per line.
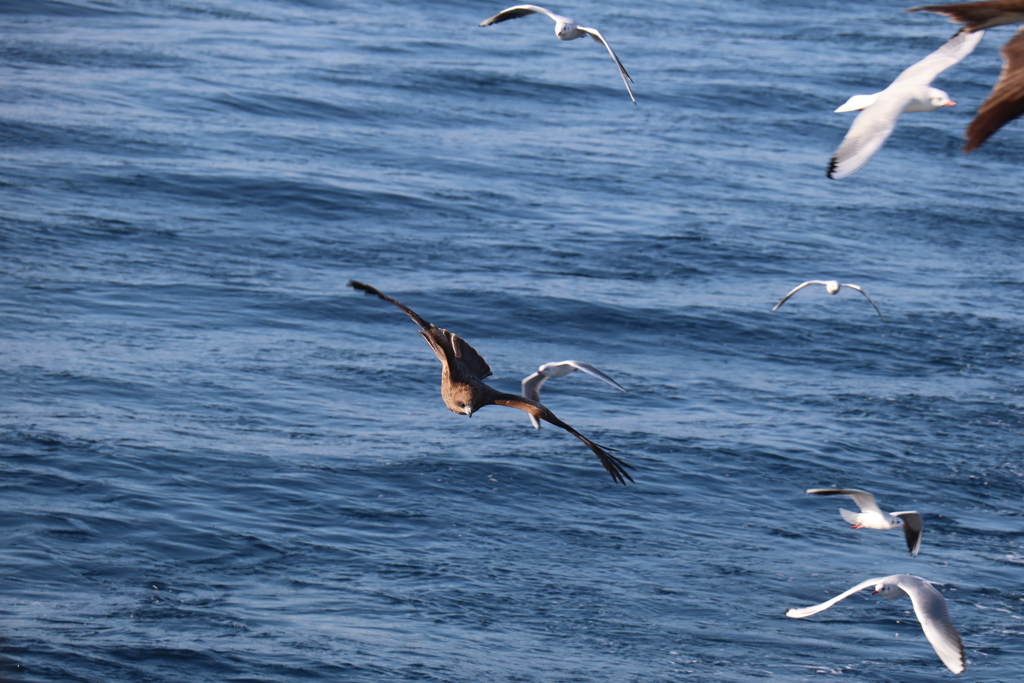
[464, 406, 473, 417]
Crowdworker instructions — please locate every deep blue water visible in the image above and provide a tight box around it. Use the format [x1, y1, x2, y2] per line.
[2, 0, 1023, 680]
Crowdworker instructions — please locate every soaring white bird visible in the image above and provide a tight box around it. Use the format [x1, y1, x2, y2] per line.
[771, 280, 884, 321]
[827, 28, 984, 178]
[786, 574, 965, 674]
[805, 488, 924, 556]
[479, 5, 635, 104]
[521, 360, 626, 429]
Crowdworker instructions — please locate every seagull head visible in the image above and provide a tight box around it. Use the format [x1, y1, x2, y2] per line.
[872, 581, 906, 599]
[928, 87, 954, 109]
[824, 281, 841, 295]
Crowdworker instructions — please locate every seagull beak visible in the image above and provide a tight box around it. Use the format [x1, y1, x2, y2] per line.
[871, 590, 879, 595]
[945, 101, 955, 106]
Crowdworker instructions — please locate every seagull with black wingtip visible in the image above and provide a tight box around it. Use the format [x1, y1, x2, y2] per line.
[479, 5, 636, 104]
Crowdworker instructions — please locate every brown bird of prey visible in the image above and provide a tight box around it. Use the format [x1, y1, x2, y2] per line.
[910, 1, 1024, 150]
[348, 280, 633, 484]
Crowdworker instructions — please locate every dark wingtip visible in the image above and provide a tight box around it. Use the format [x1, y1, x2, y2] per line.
[962, 137, 983, 153]
[348, 280, 382, 297]
[826, 157, 838, 179]
[602, 450, 635, 485]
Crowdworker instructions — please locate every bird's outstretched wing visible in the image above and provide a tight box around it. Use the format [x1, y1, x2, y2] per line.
[828, 94, 914, 179]
[841, 284, 885, 321]
[966, 28, 1024, 149]
[893, 511, 924, 556]
[890, 27, 984, 89]
[898, 576, 965, 674]
[772, 281, 827, 311]
[908, 1, 1024, 31]
[490, 392, 634, 484]
[562, 361, 628, 392]
[479, 4, 558, 26]
[786, 577, 887, 619]
[520, 371, 548, 428]
[805, 488, 884, 515]
[578, 26, 635, 104]
[348, 280, 493, 380]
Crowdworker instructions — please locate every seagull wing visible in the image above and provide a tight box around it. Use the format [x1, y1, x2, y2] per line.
[840, 284, 885, 321]
[898, 576, 966, 674]
[786, 577, 888, 619]
[488, 392, 635, 484]
[577, 26, 636, 104]
[827, 93, 913, 179]
[520, 371, 548, 429]
[479, 5, 558, 26]
[966, 27, 1024, 150]
[893, 512, 924, 556]
[890, 28, 984, 89]
[521, 371, 548, 403]
[564, 361, 628, 392]
[772, 281, 827, 312]
[805, 488, 884, 515]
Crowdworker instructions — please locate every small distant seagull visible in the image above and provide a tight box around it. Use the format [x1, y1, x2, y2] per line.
[786, 574, 965, 674]
[805, 488, 924, 556]
[771, 280, 885, 321]
[827, 28, 984, 178]
[479, 5, 636, 104]
[348, 281, 634, 484]
[521, 361, 627, 429]
[910, 1, 1024, 150]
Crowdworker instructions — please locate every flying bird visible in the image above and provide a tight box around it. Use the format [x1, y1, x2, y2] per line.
[521, 360, 627, 429]
[910, 1, 1024, 150]
[771, 280, 885, 321]
[348, 281, 633, 483]
[479, 5, 635, 104]
[827, 28, 984, 178]
[805, 488, 924, 556]
[786, 574, 965, 674]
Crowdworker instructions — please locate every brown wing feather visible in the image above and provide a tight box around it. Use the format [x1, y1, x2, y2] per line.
[909, 1, 1024, 30]
[349, 280, 492, 379]
[489, 393, 634, 484]
[450, 333, 493, 381]
[966, 27, 1024, 150]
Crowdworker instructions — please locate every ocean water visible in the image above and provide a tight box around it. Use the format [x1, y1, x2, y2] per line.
[2, 0, 1023, 680]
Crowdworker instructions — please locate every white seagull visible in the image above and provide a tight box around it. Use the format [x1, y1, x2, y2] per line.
[806, 488, 924, 556]
[771, 280, 884, 321]
[786, 574, 965, 674]
[827, 28, 984, 179]
[479, 5, 635, 104]
[521, 360, 626, 429]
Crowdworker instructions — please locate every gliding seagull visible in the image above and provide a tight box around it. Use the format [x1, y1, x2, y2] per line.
[771, 280, 884, 321]
[827, 28, 984, 178]
[805, 488, 924, 556]
[521, 360, 627, 429]
[786, 574, 965, 674]
[479, 5, 635, 104]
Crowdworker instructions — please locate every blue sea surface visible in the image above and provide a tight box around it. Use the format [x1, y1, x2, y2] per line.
[2, 0, 1023, 680]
